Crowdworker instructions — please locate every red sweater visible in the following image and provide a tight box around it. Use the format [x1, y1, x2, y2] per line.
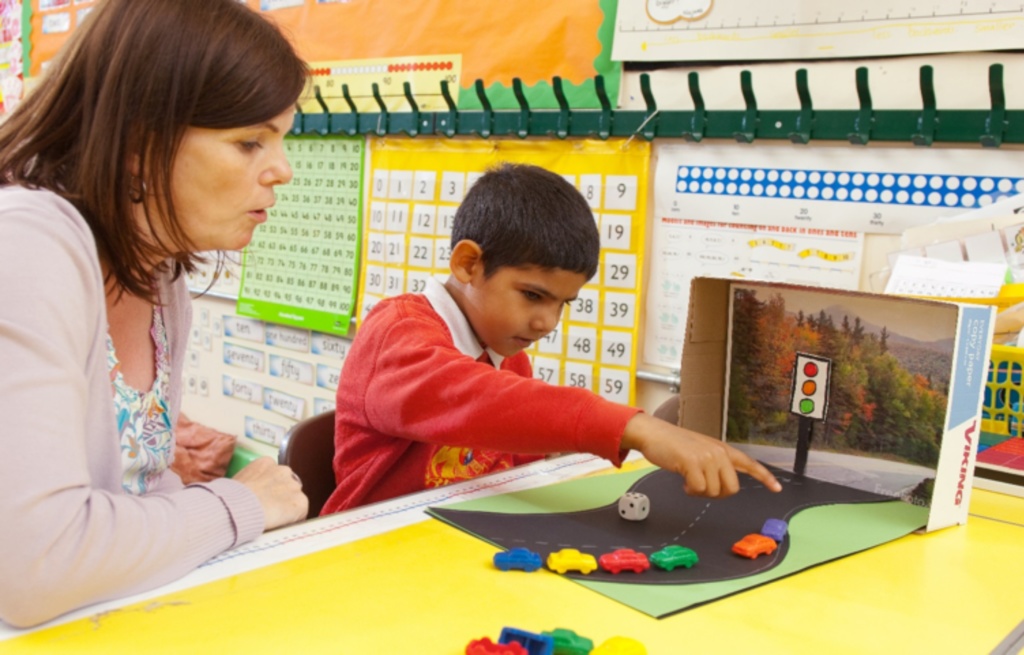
[321, 292, 640, 514]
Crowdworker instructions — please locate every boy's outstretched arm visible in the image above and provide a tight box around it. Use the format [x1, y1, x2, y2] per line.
[620, 413, 782, 498]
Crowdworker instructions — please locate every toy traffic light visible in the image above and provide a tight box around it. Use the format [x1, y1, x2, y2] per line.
[790, 353, 831, 421]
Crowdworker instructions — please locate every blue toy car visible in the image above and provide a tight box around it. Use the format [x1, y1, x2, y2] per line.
[493, 547, 543, 572]
[761, 518, 788, 542]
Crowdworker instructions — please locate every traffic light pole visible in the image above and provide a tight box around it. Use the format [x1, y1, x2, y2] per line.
[794, 416, 814, 476]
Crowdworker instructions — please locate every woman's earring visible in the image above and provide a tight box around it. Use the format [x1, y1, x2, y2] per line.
[129, 177, 146, 203]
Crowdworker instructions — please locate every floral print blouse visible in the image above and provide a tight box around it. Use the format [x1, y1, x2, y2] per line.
[107, 306, 173, 495]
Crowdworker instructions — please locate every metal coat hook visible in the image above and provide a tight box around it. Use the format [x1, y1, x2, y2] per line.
[594, 75, 613, 140]
[981, 63, 1006, 148]
[912, 65, 937, 146]
[735, 70, 758, 143]
[849, 67, 873, 145]
[789, 69, 813, 144]
[371, 83, 389, 137]
[639, 73, 659, 140]
[551, 76, 571, 139]
[473, 79, 494, 139]
[438, 80, 458, 138]
[685, 72, 706, 142]
[339, 84, 359, 136]
[402, 82, 420, 137]
[512, 78, 531, 139]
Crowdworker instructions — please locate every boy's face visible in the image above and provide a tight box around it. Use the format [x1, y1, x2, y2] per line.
[460, 265, 588, 358]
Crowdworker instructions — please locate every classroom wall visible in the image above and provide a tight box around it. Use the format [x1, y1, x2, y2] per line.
[20, 1, 1024, 457]
[178, 20, 1024, 457]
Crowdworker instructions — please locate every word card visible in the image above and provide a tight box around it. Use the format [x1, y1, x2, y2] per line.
[238, 136, 364, 335]
[360, 137, 649, 405]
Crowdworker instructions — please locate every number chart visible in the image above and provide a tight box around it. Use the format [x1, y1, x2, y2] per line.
[360, 138, 650, 405]
[238, 136, 365, 335]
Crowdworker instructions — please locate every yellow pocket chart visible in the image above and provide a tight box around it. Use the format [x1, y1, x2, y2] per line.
[360, 137, 650, 406]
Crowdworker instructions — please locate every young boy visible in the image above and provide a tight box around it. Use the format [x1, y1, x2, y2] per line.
[321, 163, 780, 514]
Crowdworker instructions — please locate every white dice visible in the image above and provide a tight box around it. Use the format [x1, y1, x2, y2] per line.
[618, 492, 650, 521]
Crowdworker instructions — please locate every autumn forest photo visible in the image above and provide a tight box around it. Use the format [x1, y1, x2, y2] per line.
[726, 285, 959, 469]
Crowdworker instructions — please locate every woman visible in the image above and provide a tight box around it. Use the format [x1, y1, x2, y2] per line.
[0, 0, 309, 628]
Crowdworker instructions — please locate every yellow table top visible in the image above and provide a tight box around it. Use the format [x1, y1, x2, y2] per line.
[3, 488, 1023, 655]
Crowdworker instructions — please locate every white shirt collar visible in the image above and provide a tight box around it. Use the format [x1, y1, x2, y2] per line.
[423, 277, 505, 369]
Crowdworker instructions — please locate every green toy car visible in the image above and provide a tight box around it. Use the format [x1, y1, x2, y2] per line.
[649, 545, 699, 571]
[541, 628, 594, 655]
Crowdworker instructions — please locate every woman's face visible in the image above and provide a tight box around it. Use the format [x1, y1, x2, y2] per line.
[160, 107, 295, 253]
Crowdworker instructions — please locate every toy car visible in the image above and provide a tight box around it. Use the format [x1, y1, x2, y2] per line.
[598, 548, 651, 574]
[732, 533, 778, 559]
[541, 628, 593, 655]
[546, 548, 598, 575]
[649, 544, 699, 571]
[761, 518, 788, 542]
[591, 636, 647, 655]
[498, 627, 555, 655]
[466, 636, 528, 655]
[493, 547, 543, 572]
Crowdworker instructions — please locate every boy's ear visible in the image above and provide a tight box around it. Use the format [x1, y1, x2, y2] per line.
[449, 240, 484, 283]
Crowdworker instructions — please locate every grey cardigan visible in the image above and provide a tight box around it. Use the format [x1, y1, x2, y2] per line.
[0, 186, 263, 628]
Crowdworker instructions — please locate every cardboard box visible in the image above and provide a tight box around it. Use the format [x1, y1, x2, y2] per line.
[677, 277, 995, 532]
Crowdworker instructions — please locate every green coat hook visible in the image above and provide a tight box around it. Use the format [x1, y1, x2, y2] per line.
[472, 79, 494, 139]
[789, 69, 813, 144]
[594, 75, 613, 140]
[512, 78, 531, 139]
[371, 82, 389, 137]
[981, 63, 1006, 148]
[338, 84, 358, 136]
[734, 70, 758, 143]
[291, 101, 304, 136]
[911, 65, 937, 146]
[639, 73, 659, 141]
[401, 81, 421, 137]
[309, 85, 330, 136]
[438, 80, 458, 138]
[685, 72, 706, 142]
[848, 67, 873, 145]
[551, 76, 571, 139]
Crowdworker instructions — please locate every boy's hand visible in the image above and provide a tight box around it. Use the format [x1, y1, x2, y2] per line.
[620, 413, 782, 497]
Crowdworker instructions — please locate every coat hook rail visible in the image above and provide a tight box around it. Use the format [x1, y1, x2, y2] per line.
[291, 67, 1023, 146]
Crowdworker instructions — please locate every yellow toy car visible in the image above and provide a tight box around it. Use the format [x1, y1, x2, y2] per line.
[546, 548, 598, 574]
[591, 636, 647, 655]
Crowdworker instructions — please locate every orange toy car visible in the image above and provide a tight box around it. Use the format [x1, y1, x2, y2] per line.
[731, 533, 778, 559]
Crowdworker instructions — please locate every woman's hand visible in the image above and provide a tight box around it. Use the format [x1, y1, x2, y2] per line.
[232, 457, 309, 529]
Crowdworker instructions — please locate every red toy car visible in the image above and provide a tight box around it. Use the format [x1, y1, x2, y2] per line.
[731, 533, 778, 559]
[598, 548, 651, 574]
[466, 637, 528, 655]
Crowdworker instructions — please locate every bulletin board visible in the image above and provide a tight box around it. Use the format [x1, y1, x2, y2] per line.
[27, 0, 622, 113]
[360, 137, 649, 406]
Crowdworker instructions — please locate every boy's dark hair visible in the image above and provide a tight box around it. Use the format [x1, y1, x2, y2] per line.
[451, 163, 600, 279]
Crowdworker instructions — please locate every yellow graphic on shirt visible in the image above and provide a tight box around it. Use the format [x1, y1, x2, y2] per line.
[425, 446, 511, 488]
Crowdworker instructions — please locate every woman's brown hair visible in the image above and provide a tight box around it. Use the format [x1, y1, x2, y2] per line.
[0, 0, 309, 300]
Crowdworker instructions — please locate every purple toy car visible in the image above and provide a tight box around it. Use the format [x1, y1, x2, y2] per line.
[761, 518, 788, 542]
